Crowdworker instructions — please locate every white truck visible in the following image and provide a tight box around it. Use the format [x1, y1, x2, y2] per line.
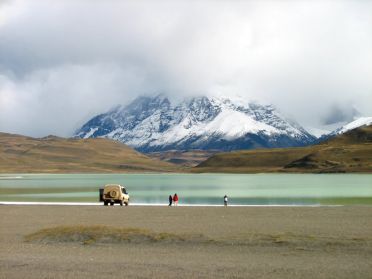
[99, 184, 129, 206]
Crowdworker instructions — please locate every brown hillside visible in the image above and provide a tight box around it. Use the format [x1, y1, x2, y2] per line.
[195, 125, 372, 173]
[0, 133, 180, 173]
[146, 150, 218, 167]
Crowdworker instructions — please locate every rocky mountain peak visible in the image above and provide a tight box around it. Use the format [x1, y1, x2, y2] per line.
[75, 94, 316, 152]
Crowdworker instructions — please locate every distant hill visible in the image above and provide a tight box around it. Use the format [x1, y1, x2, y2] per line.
[195, 125, 372, 173]
[0, 133, 179, 173]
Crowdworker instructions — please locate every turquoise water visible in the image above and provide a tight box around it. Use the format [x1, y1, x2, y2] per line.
[0, 173, 372, 205]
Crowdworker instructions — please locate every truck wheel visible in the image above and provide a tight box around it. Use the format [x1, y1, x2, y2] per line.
[120, 200, 123, 206]
[110, 202, 114, 206]
[104, 201, 108, 206]
[124, 202, 128, 206]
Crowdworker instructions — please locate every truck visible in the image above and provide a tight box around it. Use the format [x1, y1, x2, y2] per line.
[99, 184, 129, 206]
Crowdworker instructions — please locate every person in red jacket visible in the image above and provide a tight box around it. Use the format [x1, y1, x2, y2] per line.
[173, 193, 179, 206]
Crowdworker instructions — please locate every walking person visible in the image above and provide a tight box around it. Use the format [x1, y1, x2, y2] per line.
[168, 195, 173, 206]
[173, 193, 179, 206]
[224, 195, 228, 206]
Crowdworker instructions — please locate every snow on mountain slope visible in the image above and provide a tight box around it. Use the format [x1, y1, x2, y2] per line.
[331, 117, 372, 135]
[75, 94, 316, 152]
[204, 109, 279, 139]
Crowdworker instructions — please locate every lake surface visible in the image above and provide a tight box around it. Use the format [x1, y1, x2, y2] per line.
[0, 173, 372, 205]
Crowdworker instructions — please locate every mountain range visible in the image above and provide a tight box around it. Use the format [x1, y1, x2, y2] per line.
[75, 94, 316, 152]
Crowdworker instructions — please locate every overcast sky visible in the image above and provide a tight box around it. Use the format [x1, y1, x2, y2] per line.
[0, 0, 371, 137]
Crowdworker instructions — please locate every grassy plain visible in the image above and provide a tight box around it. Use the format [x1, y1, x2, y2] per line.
[1, 205, 372, 279]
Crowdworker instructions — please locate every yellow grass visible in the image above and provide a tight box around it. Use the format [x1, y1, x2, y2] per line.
[0, 133, 181, 173]
[195, 125, 372, 173]
[25, 225, 206, 245]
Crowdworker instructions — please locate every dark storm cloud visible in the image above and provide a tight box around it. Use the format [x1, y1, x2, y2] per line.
[0, 0, 372, 136]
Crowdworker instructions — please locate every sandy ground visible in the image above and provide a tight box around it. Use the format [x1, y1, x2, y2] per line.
[1, 205, 372, 279]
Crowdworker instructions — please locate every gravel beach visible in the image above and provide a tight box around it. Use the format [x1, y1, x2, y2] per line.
[1, 205, 372, 279]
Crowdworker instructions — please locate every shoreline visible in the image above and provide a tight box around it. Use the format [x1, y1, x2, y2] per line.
[0, 201, 345, 207]
[1, 172, 372, 175]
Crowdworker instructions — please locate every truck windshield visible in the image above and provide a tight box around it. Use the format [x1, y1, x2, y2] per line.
[121, 188, 127, 194]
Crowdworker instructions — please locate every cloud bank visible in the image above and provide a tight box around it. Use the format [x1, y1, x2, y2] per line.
[0, 0, 371, 136]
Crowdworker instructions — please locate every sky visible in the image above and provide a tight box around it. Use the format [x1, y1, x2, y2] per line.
[0, 0, 371, 137]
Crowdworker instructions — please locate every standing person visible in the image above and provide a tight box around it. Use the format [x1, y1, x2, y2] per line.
[168, 195, 173, 206]
[173, 193, 179, 206]
[224, 195, 228, 206]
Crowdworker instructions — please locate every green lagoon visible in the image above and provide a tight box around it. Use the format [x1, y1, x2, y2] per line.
[0, 173, 372, 205]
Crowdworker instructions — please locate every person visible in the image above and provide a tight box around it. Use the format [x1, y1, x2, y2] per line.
[173, 193, 179, 206]
[224, 195, 228, 206]
[168, 195, 173, 206]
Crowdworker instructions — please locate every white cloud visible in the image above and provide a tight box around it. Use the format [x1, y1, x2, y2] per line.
[0, 63, 145, 136]
[0, 0, 371, 136]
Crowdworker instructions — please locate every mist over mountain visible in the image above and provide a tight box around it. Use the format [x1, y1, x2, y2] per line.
[1, 1, 371, 138]
[322, 105, 361, 126]
[75, 94, 316, 152]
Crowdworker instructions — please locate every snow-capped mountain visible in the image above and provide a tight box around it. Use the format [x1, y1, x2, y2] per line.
[75, 94, 316, 152]
[329, 117, 372, 136]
